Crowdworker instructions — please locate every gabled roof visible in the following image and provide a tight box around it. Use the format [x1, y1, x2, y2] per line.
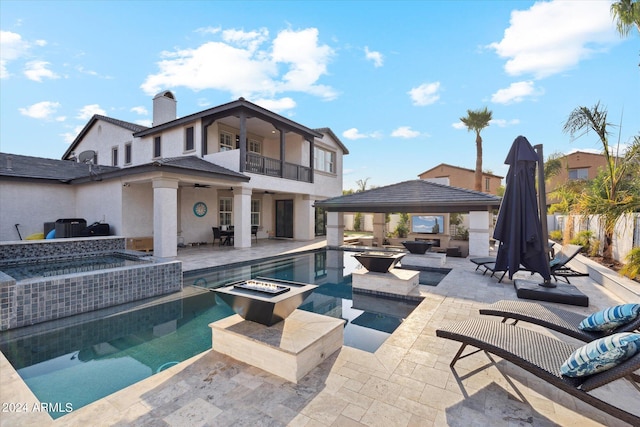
[314, 127, 349, 155]
[0, 152, 119, 183]
[62, 115, 148, 160]
[133, 97, 323, 141]
[148, 156, 249, 180]
[418, 163, 503, 179]
[315, 179, 502, 213]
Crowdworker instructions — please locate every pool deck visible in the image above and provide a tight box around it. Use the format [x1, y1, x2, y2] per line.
[2, 238, 639, 426]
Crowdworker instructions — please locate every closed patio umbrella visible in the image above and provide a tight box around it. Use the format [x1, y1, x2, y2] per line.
[493, 135, 552, 286]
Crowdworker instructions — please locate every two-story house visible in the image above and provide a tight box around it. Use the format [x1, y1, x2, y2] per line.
[418, 163, 503, 195]
[545, 151, 610, 197]
[0, 91, 348, 257]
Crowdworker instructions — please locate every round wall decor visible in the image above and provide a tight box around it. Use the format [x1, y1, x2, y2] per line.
[193, 202, 208, 217]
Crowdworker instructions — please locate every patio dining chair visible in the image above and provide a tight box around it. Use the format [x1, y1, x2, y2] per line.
[212, 227, 222, 246]
[251, 225, 258, 243]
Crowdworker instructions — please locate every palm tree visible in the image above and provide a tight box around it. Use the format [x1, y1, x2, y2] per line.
[563, 102, 640, 261]
[460, 107, 493, 192]
[610, 0, 640, 37]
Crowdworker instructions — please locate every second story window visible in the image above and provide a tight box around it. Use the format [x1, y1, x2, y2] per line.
[185, 126, 194, 151]
[124, 143, 132, 165]
[111, 147, 118, 166]
[220, 132, 233, 151]
[248, 139, 261, 154]
[484, 177, 490, 192]
[314, 147, 335, 173]
[153, 136, 161, 158]
[568, 168, 588, 180]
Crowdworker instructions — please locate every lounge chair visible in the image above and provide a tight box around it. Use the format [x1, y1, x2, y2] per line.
[469, 256, 495, 271]
[480, 244, 587, 283]
[479, 300, 640, 342]
[436, 318, 640, 424]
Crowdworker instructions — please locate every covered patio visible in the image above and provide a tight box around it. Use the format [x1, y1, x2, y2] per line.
[315, 179, 502, 258]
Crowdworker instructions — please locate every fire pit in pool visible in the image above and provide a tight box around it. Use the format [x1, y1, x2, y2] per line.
[212, 278, 317, 326]
[353, 251, 405, 273]
[402, 240, 433, 254]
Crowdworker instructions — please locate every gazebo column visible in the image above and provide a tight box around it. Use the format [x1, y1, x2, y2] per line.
[373, 213, 386, 246]
[153, 178, 179, 258]
[469, 210, 490, 257]
[326, 211, 344, 247]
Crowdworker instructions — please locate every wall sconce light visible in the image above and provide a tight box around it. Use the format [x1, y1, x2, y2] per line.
[123, 183, 130, 187]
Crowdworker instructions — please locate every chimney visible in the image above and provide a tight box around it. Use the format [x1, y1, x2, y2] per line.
[152, 90, 177, 126]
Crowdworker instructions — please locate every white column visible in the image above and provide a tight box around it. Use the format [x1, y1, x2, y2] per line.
[153, 178, 179, 258]
[233, 186, 252, 248]
[469, 210, 490, 257]
[294, 194, 315, 241]
[373, 213, 386, 246]
[326, 211, 344, 247]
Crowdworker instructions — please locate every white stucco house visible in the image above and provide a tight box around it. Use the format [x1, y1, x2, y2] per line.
[0, 92, 349, 257]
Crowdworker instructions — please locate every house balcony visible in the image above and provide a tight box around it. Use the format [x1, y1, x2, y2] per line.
[245, 152, 312, 183]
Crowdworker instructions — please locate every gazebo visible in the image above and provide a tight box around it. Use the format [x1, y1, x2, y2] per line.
[315, 179, 502, 257]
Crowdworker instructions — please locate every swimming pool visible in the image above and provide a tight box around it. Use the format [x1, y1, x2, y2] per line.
[0, 249, 445, 418]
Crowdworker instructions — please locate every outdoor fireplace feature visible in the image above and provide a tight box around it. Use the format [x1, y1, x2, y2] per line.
[353, 251, 405, 273]
[212, 278, 317, 326]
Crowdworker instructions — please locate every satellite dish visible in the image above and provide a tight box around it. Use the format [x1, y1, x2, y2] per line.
[78, 150, 96, 164]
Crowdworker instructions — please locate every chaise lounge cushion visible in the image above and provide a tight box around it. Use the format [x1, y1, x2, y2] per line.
[560, 332, 640, 377]
[578, 304, 640, 332]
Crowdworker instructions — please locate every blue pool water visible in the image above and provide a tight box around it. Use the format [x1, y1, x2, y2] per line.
[0, 249, 443, 419]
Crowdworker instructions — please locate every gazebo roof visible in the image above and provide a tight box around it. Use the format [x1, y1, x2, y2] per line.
[315, 179, 502, 213]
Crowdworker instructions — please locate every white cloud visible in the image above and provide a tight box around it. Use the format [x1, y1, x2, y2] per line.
[24, 60, 59, 82]
[130, 106, 148, 115]
[77, 104, 106, 120]
[491, 81, 542, 104]
[343, 128, 369, 140]
[252, 97, 296, 113]
[135, 119, 152, 127]
[364, 46, 383, 67]
[488, 0, 617, 78]
[452, 122, 467, 130]
[61, 125, 85, 144]
[1, 30, 30, 79]
[141, 27, 336, 102]
[408, 82, 441, 106]
[490, 118, 520, 127]
[195, 26, 222, 35]
[391, 126, 420, 138]
[18, 101, 61, 119]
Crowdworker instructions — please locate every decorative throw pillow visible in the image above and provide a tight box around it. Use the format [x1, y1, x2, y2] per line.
[560, 333, 640, 377]
[578, 304, 640, 332]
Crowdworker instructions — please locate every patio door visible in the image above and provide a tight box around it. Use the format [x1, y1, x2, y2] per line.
[275, 199, 294, 238]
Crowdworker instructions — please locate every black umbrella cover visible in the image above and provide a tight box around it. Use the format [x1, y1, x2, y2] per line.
[493, 136, 551, 281]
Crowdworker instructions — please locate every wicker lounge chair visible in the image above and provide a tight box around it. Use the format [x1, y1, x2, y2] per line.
[480, 300, 640, 342]
[436, 318, 640, 424]
[480, 244, 587, 283]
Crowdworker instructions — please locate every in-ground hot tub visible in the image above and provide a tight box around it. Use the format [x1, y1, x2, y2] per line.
[353, 251, 405, 273]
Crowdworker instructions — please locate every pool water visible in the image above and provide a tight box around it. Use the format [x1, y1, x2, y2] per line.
[0, 249, 446, 419]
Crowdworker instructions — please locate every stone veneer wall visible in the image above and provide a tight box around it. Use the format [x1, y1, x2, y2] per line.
[0, 237, 183, 331]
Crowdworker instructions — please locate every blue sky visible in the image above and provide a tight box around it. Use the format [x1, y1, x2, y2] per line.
[1, 0, 638, 191]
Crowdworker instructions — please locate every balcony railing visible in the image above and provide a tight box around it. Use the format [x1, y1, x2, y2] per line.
[245, 153, 311, 183]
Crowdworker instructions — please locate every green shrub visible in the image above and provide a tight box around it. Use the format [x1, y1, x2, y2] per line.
[353, 212, 362, 231]
[394, 213, 410, 238]
[620, 247, 640, 280]
[570, 231, 598, 257]
[549, 230, 563, 242]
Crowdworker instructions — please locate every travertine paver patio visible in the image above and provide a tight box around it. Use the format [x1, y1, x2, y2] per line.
[1, 239, 639, 426]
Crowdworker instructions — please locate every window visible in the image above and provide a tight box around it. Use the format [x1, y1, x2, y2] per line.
[219, 198, 233, 226]
[220, 132, 233, 151]
[185, 126, 194, 151]
[251, 199, 261, 226]
[153, 136, 161, 158]
[314, 147, 335, 173]
[124, 143, 132, 165]
[111, 147, 118, 166]
[568, 168, 588, 180]
[248, 139, 261, 154]
[485, 177, 490, 192]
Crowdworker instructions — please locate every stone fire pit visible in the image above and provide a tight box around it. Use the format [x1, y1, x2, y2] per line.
[353, 251, 405, 273]
[402, 240, 433, 254]
[212, 278, 317, 326]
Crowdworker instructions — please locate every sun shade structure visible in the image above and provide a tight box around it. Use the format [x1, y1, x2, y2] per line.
[314, 179, 502, 213]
